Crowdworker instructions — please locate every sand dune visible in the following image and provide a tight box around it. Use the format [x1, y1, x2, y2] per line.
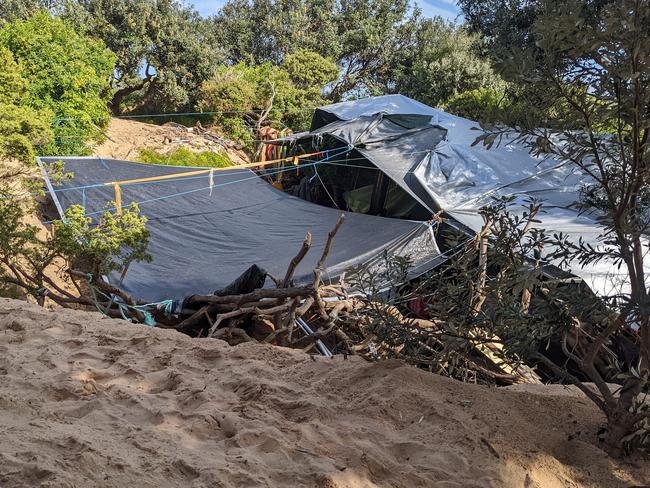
[94, 118, 250, 165]
[0, 298, 647, 487]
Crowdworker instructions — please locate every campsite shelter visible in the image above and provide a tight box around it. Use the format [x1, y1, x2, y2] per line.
[38, 154, 442, 304]
[264, 94, 650, 298]
[40, 94, 649, 303]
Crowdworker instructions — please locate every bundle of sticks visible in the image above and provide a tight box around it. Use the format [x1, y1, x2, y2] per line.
[72, 214, 540, 385]
[173, 215, 357, 353]
[170, 215, 540, 385]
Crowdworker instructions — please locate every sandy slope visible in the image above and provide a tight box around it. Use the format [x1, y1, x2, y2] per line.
[94, 118, 250, 165]
[0, 298, 647, 488]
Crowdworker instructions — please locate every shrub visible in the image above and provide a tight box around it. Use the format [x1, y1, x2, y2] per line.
[444, 87, 509, 123]
[0, 12, 116, 155]
[137, 148, 233, 168]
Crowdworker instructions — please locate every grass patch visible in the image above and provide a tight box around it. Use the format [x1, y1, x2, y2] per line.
[137, 148, 233, 168]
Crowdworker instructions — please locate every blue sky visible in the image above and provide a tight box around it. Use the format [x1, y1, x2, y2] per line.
[190, 0, 461, 22]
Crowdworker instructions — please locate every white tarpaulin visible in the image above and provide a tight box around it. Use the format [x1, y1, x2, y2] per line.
[315, 95, 650, 296]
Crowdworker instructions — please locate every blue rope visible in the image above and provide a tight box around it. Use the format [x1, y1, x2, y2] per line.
[3, 149, 362, 203]
[56, 147, 351, 219]
[86, 272, 175, 327]
[39, 148, 342, 196]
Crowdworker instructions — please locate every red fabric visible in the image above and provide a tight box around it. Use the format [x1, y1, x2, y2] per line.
[407, 297, 430, 318]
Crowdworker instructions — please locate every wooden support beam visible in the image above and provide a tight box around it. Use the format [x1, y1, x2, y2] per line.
[114, 184, 122, 215]
[104, 152, 323, 187]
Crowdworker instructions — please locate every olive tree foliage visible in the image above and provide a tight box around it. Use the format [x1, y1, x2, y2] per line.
[391, 18, 507, 109]
[0, 12, 115, 156]
[211, 0, 422, 100]
[470, 0, 650, 455]
[197, 50, 338, 147]
[62, 0, 224, 114]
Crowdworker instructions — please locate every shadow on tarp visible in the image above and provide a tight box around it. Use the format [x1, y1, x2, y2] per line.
[39, 157, 441, 303]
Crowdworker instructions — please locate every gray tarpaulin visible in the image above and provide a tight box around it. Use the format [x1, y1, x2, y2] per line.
[308, 114, 447, 212]
[40, 157, 440, 303]
[307, 95, 650, 296]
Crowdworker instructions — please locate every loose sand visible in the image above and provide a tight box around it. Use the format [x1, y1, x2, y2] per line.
[0, 298, 647, 487]
[94, 118, 250, 165]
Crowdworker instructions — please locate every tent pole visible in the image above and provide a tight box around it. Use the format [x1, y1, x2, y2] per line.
[114, 184, 122, 215]
[369, 171, 389, 215]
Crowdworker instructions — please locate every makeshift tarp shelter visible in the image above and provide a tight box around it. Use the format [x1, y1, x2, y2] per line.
[307, 113, 447, 214]
[39, 156, 441, 303]
[284, 94, 650, 297]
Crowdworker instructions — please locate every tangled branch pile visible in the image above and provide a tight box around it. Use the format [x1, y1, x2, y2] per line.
[136, 213, 536, 387]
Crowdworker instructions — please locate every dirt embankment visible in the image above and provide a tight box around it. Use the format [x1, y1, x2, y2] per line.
[0, 298, 647, 488]
[94, 118, 250, 165]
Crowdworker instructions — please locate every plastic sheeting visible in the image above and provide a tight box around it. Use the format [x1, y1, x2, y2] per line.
[40, 157, 441, 303]
[309, 95, 650, 297]
[306, 113, 448, 213]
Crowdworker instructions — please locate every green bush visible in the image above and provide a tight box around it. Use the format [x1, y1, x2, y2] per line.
[0, 12, 116, 156]
[0, 46, 53, 164]
[137, 148, 233, 168]
[444, 87, 509, 124]
[197, 51, 338, 148]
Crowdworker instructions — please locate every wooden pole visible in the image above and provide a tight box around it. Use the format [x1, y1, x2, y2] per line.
[114, 184, 122, 215]
[104, 152, 323, 187]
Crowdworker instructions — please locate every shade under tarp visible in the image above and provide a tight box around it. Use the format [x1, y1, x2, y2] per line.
[303, 113, 448, 213]
[40, 157, 440, 303]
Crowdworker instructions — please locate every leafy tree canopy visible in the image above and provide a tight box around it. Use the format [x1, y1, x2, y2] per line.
[444, 87, 509, 123]
[0, 103, 53, 165]
[457, 0, 615, 64]
[475, 0, 650, 455]
[0, 46, 52, 164]
[213, 0, 341, 65]
[197, 50, 338, 147]
[331, 0, 420, 98]
[392, 18, 506, 108]
[0, 12, 115, 156]
[63, 0, 224, 114]
[0, 0, 55, 22]
[0, 47, 27, 104]
[457, 0, 540, 56]
[212, 0, 421, 100]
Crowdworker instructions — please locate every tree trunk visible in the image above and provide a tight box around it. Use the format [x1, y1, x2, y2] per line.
[110, 76, 155, 115]
[603, 407, 641, 457]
